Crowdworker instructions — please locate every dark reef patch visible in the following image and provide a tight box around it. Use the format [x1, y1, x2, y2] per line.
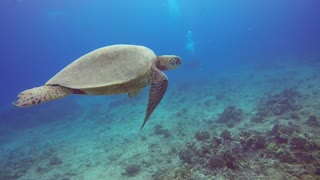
[256, 88, 302, 117]
[153, 124, 171, 138]
[216, 105, 243, 127]
[122, 164, 141, 177]
[194, 130, 210, 141]
[177, 122, 320, 178]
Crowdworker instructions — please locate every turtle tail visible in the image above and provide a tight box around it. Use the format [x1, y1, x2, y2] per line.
[13, 85, 72, 107]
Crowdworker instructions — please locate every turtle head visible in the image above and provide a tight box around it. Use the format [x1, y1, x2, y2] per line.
[156, 55, 182, 71]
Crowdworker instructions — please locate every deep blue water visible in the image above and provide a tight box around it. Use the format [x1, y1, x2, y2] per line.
[1, 0, 319, 107]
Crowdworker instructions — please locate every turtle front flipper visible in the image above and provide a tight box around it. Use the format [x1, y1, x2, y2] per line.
[13, 86, 72, 107]
[128, 88, 143, 98]
[140, 68, 168, 131]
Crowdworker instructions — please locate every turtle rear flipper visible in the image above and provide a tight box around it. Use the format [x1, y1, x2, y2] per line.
[140, 68, 168, 131]
[13, 86, 72, 107]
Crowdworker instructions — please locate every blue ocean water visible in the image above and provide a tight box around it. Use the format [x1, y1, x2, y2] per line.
[0, 0, 320, 179]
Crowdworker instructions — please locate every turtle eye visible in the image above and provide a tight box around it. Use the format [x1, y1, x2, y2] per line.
[175, 57, 182, 65]
[172, 57, 182, 66]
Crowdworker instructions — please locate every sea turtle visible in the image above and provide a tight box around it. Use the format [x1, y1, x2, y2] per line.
[13, 44, 182, 130]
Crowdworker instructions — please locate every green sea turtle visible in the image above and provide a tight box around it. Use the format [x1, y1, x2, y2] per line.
[13, 44, 182, 130]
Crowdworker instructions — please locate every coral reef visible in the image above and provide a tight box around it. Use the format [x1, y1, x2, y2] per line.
[154, 124, 171, 138]
[239, 131, 267, 150]
[194, 130, 210, 141]
[180, 131, 242, 172]
[122, 164, 141, 177]
[250, 115, 265, 123]
[173, 163, 192, 179]
[208, 156, 225, 169]
[305, 115, 320, 127]
[179, 149, 194, 164]
[177, 122, 320, 178]
[220, 130, 232, 141]
[49, 156, 63, 166]
[0, 147, 68, 179]
[216, 106, 243, 127]
[256, 88, 302, 117]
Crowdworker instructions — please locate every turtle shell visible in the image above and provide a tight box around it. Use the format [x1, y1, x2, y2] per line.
[46, 44, 156, 93]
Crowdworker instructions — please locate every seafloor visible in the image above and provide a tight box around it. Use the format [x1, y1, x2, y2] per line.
[1, 58, 320, 180]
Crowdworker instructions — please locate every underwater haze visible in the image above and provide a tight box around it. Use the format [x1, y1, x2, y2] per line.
[1, 0, 320, 179]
